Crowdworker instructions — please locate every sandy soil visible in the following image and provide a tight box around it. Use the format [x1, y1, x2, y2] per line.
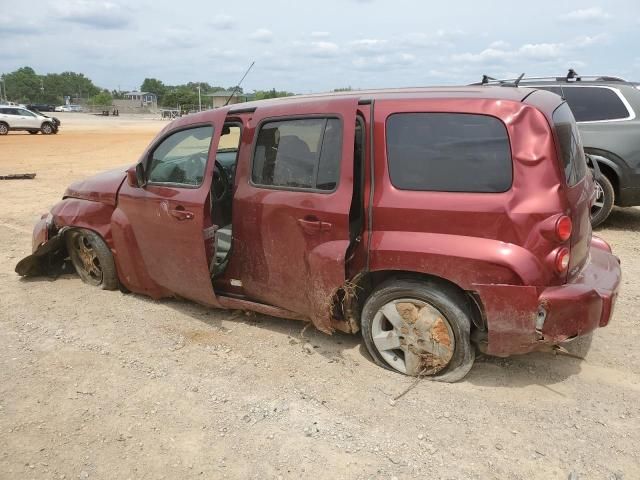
[1, 113, 639, 480]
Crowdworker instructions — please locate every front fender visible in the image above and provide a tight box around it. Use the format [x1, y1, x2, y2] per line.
[368, 231, 545, 288]
[50, 198, 115, 248]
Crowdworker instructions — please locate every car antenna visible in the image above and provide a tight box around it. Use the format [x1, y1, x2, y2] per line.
[224, 61, 255, 106]
[513, 73, 525, 86]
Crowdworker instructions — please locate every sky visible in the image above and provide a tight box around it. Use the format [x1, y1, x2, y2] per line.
[1, 0, 639, 93]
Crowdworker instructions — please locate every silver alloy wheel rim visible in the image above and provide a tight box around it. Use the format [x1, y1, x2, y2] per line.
[71, 233, 103, 284]
[592, 180, 605, 215]
[0, 124, 7, 134]
[371, 298, 455, 375]
[42, 124, 52, 134]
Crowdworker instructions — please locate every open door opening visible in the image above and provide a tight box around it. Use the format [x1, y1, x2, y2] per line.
[207, 122, 242, 278]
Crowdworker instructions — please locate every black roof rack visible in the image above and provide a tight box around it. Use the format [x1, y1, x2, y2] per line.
[477, 69, 628, 86]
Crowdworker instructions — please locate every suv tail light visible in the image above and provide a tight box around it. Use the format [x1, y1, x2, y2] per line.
[555, 215, 572, 242]
[555, 247, 570, 273]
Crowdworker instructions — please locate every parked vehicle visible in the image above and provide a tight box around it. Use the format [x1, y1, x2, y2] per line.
[16, 87, 621, 381]
[26, 104, 56, 112]
[477, 71, 640, 227]
[0, 106, 60, 135]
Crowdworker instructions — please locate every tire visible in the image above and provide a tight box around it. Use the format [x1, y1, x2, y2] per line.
[41, 122, 54, 135]
[65, 229, 118, 290]
[0, 122, 8, 135]
[28, 130, 38, 135]
[591, 174, 615, 228]
[361, 278, 475, 382]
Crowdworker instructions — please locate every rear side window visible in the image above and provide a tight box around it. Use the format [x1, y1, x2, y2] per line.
[553, 103, 587, 186]
[386, 113, 512, 192]
[252, 118, 342, 191]
[561, 87, 630, 122]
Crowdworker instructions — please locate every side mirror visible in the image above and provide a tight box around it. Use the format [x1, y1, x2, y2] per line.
[135, 163, 147, 187]
[126, 164, 145, 188]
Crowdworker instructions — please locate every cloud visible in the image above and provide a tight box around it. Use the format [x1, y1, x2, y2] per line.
[311, 31, 330, 38]
[352, 52, 417, 70]
[0, 17, 40, 35]
[349, 38, 390, 55]
[249, 28, 274, 42]
[560, 7, 611, 22]
[309, 41, 340, 57]
[451, 35, 608, 65]
[55, 1, 130, 29]
[211, 14, 234, 30]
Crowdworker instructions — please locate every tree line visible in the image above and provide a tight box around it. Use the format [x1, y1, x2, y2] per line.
[0, 67, 295, 108]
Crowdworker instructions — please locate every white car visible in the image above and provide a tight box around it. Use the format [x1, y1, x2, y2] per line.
[55, 105, 71, 112]
[0, 106, 61, 135]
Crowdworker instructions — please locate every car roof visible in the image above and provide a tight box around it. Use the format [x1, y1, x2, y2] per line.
[227, 86, 534, 112]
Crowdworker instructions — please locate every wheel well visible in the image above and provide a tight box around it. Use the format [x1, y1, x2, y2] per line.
[346, 270, 486, 332]
[597, 162, 619, 199]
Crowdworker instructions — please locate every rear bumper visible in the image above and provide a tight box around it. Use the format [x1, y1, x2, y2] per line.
[478, 236, 621, 356]
[538, 239, 621, 343]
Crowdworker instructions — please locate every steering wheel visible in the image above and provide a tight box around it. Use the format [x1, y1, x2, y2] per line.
[212, 160, 230, 202]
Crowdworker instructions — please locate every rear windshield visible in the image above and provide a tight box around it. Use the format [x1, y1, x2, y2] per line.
[553, 103, 587, 186]
[386, 113, 512, 192]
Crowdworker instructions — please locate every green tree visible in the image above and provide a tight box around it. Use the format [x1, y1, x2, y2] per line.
[141, 78, 166, 102]
[90, 90, 113, 107]
[253, 88, 294, 100]
[3, 67, 41, 103]
[162, 86, 198, 108]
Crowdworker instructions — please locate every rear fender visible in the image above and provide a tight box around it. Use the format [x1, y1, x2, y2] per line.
[369, 231, 544, 288]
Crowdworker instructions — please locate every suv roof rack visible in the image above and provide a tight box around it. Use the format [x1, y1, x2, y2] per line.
[479, 70, 628, 86]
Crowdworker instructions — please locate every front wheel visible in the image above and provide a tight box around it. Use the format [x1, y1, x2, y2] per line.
[361, 279, 475, 382]
[41, 122, 54, 135]
[65, 229, 118, 290]
[591, 174, 615, 228]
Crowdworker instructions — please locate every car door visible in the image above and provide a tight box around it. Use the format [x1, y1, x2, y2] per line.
[231, 97, 358, 332]
[16, 109, 39, 128]
[117, 109, 228, 307]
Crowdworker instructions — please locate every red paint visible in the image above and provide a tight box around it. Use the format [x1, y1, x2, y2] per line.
[19, 86, 622, 356]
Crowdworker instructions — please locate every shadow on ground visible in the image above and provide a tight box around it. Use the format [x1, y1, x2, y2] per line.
[596, 206, 640, 232]
[19, 274, 592, 388]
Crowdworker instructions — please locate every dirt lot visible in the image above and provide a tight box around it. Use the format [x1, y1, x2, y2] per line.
[1, 113, 639, 479]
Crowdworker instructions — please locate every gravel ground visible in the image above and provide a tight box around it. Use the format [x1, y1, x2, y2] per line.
[1, 114, 638, 479]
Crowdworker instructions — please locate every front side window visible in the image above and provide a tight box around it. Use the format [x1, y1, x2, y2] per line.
[18, 109, 36, 117]
[386, 113, 512, 192]
[553, 103, 587, 186]
[147, 126, 213, 186]
[252, 118, 342, 191]
[561, 87, 630, 122]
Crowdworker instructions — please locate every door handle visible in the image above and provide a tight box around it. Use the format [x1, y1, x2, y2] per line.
[297, 216, 332, 234]
[169, 208, 194, 221]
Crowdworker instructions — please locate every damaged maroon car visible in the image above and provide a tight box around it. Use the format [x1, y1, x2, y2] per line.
[16, 87, 621, 382]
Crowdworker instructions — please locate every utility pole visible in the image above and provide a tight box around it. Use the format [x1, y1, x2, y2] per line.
[197, 85, 202, 112]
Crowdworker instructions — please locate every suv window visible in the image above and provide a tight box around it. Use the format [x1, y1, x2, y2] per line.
[18, 109, 36, 117]
[252, 118, 342, 190]
[562, 87, 630, 122]
[553, 103, 587, 186]
[147, 126, 213, 186]
[386, 113, 512, 192]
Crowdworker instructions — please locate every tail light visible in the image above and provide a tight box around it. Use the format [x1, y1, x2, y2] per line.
[555, 247, 570, 273]
[555, 215, 572, 242]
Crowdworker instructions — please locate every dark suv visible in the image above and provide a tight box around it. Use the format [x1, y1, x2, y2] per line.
[16, 87, 621, 382]
[477, 71, 640, 226]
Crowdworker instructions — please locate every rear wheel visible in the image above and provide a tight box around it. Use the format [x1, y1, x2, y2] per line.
[65, 229, 118, 290]
[41, 122, 54, 135]
[0, 122, 8, 135]
[361, 279, 475, 382]
[591, 174, 614, 228]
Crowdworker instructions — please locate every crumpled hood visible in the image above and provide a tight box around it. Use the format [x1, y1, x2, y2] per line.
[64, 166, 129, 206]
